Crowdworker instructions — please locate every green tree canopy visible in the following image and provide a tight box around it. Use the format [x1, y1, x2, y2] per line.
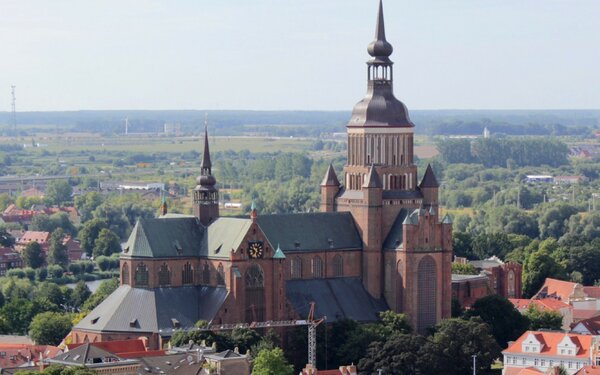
[45, 180, 73, 206]
[48, 228, 69, 268]
[22, 241, 44, 269]
[92, 228, 121, 257]
[252, 347, 293, 375]
[465, 294, 529, 348]
[29, 311, 73, 345]
[78, 218, 108, 256]
[524, 304, 563, 331]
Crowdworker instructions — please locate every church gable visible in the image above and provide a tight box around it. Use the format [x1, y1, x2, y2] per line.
[206, 217, 253, 259]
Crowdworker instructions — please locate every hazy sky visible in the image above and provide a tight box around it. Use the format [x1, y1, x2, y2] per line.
[1, 0, 599, 111]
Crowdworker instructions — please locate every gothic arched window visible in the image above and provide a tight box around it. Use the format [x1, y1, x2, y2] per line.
[417, 256, 437, 333]
[158, 263, 171, 286]
[135, 263, 149, 287]
[202, 263, 210, 285]
[182, 262, 194, 285]
[332, 255, 343, 277]
[122, 263, 130, 285]
[291, 257, 302, 279]
[312, 256, 324, 278]
[507, 270, 516, 298]
[245, 265, 265, 322]
[217, 263, 225, 286]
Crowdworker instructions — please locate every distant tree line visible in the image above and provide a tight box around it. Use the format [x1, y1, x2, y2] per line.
[437, 138, 569, 168]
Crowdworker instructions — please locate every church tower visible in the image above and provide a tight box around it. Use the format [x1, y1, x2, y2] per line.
[193, 126, 219, 226]
[325, 0, 452, 332]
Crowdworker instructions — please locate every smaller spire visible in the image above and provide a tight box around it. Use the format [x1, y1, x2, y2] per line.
[273, 244, 286, 259]
[201, 114, 212, 172]
[250, 200, 258, 219]
[363, 165, 382, 188]
[367, 0, 393, 59]
[159, 190, 168, 216]
[320, 164, 340, 186]
[419, 164, 439, 188]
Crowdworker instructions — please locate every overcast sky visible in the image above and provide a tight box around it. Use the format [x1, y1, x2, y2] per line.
[1, 0, 599, 111]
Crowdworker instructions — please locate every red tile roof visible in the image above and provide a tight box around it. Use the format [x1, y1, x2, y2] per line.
[18, 231, 51, 244]
[509, 298, 571, 312]
[536, 278, 578, 301]
[572, 315, 600, 334]
[504, 368, 545, 375]
[0, 344, 61, 369]
[67, 339, 147, 356]
[573, 309, 600, 321]
[503, 331, 594, 359]
[576, 365, 600, 374]
[583, 287, 600, 299]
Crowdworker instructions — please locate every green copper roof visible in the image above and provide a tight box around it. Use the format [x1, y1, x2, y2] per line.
[442, 214, 452, 224]
[273, 244, 286, 259]
[123, 217, 205, 258]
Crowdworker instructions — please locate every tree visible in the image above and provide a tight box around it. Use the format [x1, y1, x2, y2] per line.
[81, 278, 119, 312]
[252, 348, 293, 375]
[45, 180, 73, 205]
[92, 228, 121, 257]
[424, 317, 501, 375]
[538, 204, 579, 239]
[466, 294, 529, 348]
[29, 311, 72, 345]
[48, 264, 64, 279]
[0, 227, 15, 247]
[358, 334, 428, 375]
[78, 219, 108, 256]
[522, 239, 567, 298]
[22, 241, 44, 269]
[70, 281, 91, 310]
[48, 229, 69, 268]
[524, 304, 563, 331]
[452, 232, 474, 259]
[471, 232, 514, 260]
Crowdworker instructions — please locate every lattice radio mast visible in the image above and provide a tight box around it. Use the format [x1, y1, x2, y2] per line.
[11, 85, 16, 132]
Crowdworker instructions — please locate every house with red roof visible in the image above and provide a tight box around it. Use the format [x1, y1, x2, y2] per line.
[0, 247, 23, 277]
[533, 279, 600, 322]
[503, 331, 599, 375]
[0, 344, 61, 370]
[575, 365, 600, 374]
[302, 363, 357, 375]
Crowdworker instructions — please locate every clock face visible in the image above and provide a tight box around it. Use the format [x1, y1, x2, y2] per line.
[248, 241, 264, 259]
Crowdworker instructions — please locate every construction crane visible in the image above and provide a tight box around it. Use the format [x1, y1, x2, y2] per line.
[179, 302, 325, 369]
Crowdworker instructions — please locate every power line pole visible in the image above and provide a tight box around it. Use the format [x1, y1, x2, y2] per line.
[472, 354, 477, 375]
[11, 85, 16, 132]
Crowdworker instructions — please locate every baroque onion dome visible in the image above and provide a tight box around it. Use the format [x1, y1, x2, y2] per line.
[348, 0, 414, 128]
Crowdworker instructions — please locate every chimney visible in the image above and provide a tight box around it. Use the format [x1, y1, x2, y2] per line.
[347, 363, 357, 375]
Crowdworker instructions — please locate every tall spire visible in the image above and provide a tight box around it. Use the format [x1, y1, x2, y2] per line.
[201, 114, 212, 173]
[367, 0, 393, 60]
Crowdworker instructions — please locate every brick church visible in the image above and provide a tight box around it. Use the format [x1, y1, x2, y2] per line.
[72, 0, 452, 349]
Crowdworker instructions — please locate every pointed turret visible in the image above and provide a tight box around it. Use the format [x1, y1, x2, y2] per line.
[321, 164, 340, 186]
[419, 164, 439, 188]
[363, 165, 382, 188]
[420, 164, 439, 207]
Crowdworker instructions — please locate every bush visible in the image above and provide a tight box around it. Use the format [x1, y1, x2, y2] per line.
[36, 268, 48, 281]
[23, 267, 36, 281]
[6, 269, 26, 278]
[68, 263, 82, 275]
[48, 265, 64, 279]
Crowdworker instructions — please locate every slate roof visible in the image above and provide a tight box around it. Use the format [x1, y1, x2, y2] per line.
[321, 164, 340, 186]
[257, 212, 362, 253]
[419, 164, 439, 188]
[286, 278, 388, 322]
[206, 217, 252, 259]
[383, 208, 409, 250]
[138, 353, 204, 375]
[47, 343, 132, 367]
[75, 285, 228, 335]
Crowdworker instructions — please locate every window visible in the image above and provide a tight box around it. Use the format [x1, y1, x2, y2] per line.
[417, 256, 437, 333]
[541, 359, 545, 367]
[291, 257, 302, 279]
[568, 362, 572, 369]
[135, 263, 149, 287]
[534, 359, 539, 366]
[312, 256, 324, 278]
[122, 263, 129, 285]
[332, 255, 343, 277]
[202, 263, 210, 285]
[158, 263, 171, 286]
[522, 358, 526, 365]
[507, 270, 516, 298]
[182, 262, 193, 285]
[217, 263, 225, 286]
[245, 265, 265, 322]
